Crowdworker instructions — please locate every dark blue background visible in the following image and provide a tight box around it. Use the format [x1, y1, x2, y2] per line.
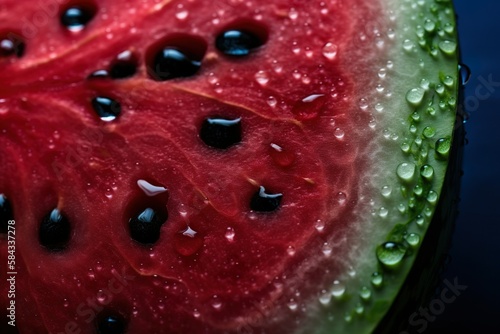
[427, 1, 500, 333]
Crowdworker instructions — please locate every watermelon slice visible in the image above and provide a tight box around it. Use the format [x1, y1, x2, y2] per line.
[0, 0, 461, 333]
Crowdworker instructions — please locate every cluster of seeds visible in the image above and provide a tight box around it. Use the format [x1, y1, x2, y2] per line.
[0, 4, 285, 333]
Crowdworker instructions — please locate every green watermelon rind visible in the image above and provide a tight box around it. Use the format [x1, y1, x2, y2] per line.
[303, 0, 460, 333]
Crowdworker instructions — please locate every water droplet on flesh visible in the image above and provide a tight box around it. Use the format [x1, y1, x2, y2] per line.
[137, 180, 168, 196]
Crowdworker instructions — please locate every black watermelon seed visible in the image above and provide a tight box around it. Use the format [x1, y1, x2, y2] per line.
[110, 51, 137, 79]
[216, 30, 264, 56]
[250, 186, 283, 212]
[151, 48, 201, 81]
[110, 61, 137, 79]
[96, 312, 126, 334]
[91, 97, 121, 122]
[0, 194, 14, 234]
[129, 208, 167, 245]
[39, 209, 71, 251]
[61, 6, 95, 31]
[200, 117, 242, 149]
[0, 34, 25, 58]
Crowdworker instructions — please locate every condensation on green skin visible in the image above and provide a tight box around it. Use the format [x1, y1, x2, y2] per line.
[308, 0, 460, 333]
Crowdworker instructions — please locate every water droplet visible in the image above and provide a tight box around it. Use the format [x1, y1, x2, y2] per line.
[360, 286, 371, 301]
[443, 75, 454, 87]
[381, 186, 392, 197]
[420, 165, 434, 181]
[435, 137, 451, 158]
[267, 96, 277, 107]
[175, 10, 189, 20]
[403, 39, 414, 51]
[354, 304, 365, 314]
[337, 192, 347, 205]
[225, 227, 235, 242]
[427, 190, 438, 205]
[212, 296, 222, 310]
[378, 207, 388, 218]
[331, 280, 345, 298]
[378, 68, 387, 78]
[173, 226, 203, 256]
[459, 63, 471, 85]
[406, 88, 425, 106]
[359, 98, 369, 110]
[287, 299, 298, 311]
[63, 299, 69, 308]
[255, 71, 269, 85]
[193, 310, 201, 318]
[322, 242, 332, 257]
[376, 84, 385, 93]
[322, 42, 338, 60]
[422, 126, 436, 139]
[405, 233, 420, 247]
[413, 184, 423, 196]
[376, 242, 407, 267]
[315, 220, 325, 232]
[269, 143, 296, 168]
[439, 40, 457, 55]
[424, 19, 436, 32]
[397, 162, 416, 182]
[292, 94, 325, 121]
[416, 215, 425, 226]
[401, 142, 411, 153]
[371, 272, 383, 288]
[334, 128, 345, 139]
[287, 245, 296, 256]
[288, 8, 299, 20]
[375, 103, 384, 112]
[319, 290, 332, 305]
[420, 78, 430, 90]
[137, 179, 168, 196]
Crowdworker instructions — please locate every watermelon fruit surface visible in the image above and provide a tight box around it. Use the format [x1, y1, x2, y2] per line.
[0, 0, 461, 333]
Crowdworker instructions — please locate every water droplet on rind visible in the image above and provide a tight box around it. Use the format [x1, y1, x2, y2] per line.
[420, 165, 434, 181]
[396, 162, 416, 182]
[406, 88, 425, 106]
[376, 242, 407, 268]
[371, 272, 383, 288]
[405, 233, 421, 247]
[435, 137, 451, 159]
[331, 280, 345, 298]
[438, 40, 457, 55]
[359, 286, 371, 301]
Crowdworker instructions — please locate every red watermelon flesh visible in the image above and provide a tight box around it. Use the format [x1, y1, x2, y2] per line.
[0, 0, 459, 333]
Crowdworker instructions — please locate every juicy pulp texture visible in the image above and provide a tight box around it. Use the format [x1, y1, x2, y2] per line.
[0, 0, 459, 333]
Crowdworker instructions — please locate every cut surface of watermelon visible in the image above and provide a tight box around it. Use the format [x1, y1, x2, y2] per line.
[0, 0, 460, 333]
